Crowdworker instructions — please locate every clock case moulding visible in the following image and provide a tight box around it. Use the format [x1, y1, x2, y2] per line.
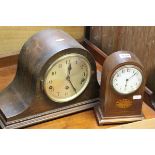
[95, 51, 146, 125]
[0, 29, 100, 129]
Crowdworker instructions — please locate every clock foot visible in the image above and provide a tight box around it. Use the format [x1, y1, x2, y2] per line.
[94, 104, 144, 125]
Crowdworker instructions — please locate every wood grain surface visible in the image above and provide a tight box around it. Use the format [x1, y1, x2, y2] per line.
[0, 63, 155, 129]
[111, 118, 155, 129]
[0, 26, 85, 58]
[90, 26, 155, 94]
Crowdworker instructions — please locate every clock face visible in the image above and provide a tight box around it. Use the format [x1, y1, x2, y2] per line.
[43, 53, 91, 102]
[111, 65, 143, 95]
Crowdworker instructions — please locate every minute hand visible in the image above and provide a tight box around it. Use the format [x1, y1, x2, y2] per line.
[66, 76, 77, 93]
[127, 72, 137, 81]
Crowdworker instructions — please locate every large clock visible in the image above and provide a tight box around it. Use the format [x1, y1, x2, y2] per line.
[0, 29, 99, 128]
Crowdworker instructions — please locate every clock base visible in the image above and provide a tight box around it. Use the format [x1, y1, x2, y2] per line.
[94, 104, 144, 125]
[0, 98, 99, 129]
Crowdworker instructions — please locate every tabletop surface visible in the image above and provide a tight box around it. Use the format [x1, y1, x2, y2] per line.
[0, 64, 155, 129]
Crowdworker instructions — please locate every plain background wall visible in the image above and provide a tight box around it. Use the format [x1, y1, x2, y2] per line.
[0, 26, 85, 58]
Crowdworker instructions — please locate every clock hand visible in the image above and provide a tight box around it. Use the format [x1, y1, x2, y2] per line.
[124, 79, 128, 90]
[66, 63, 77, 93]
[66, 75, 77, 93]
[127, 72, 137, 81]
[68, 63, 72, 75]
[124, 72, 138, 90]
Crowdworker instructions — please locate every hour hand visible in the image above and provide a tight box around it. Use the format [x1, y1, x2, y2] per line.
[68, 63, 72, 75]
[124, 79, 128, 90]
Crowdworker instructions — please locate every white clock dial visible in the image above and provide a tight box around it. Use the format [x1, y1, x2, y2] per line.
[111, 65, 143, 94]
[43, 53, 91, 102]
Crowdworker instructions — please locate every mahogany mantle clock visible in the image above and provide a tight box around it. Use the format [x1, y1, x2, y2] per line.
[0, 29, 99, 128]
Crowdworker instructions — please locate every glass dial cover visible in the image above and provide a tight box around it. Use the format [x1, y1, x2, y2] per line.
[111, 65, 143, 95]
[43, 53, 91, 102]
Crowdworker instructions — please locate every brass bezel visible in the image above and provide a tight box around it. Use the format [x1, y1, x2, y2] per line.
[111, 64, 143, 95]
[43, 53, 91, 103]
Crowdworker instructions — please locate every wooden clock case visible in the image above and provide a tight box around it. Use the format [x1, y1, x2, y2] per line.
[95, 51, 146, 125]
[0, 29, 99, 128]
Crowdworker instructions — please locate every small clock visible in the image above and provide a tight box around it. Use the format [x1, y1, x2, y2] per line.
[94, 51, 146, 125]
[0, 29, 99, 128]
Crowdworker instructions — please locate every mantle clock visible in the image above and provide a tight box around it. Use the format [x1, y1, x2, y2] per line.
[0, 29, 99, 128]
